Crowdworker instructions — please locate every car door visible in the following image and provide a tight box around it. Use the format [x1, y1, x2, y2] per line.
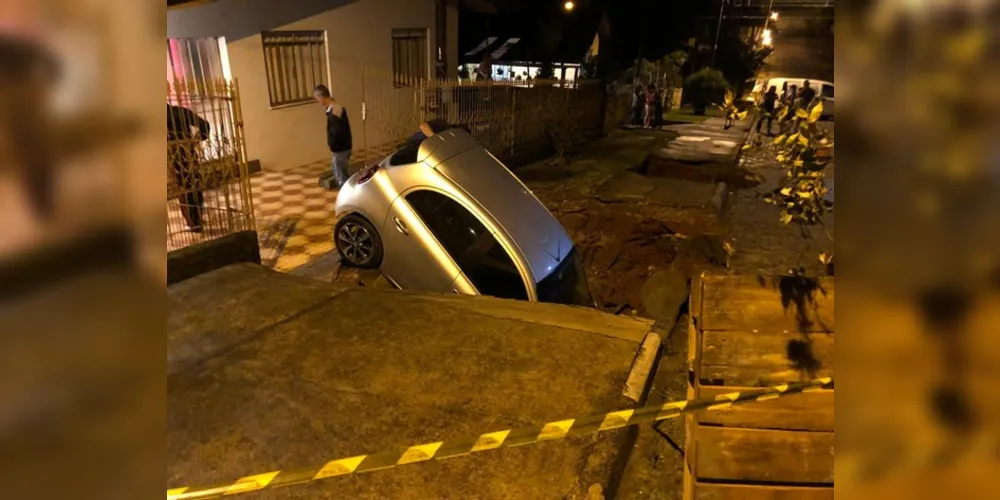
[403, 189, 531, 301]
[380, 189, 462, 294]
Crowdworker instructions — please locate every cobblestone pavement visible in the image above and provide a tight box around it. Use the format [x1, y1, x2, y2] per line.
[726, 122, 835, 276]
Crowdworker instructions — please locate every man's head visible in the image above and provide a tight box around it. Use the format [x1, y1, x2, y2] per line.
[769, 85, 777, 93]
[313, 84, 333, 106]
[803, 80, 811, 89]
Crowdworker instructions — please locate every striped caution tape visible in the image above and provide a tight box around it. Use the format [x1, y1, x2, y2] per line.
[168, 377, 833, 499]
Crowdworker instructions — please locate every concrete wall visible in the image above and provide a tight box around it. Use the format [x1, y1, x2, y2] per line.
[169, 0, 439, 171]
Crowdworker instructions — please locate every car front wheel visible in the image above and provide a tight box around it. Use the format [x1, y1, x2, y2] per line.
[335, 214, 383, 269]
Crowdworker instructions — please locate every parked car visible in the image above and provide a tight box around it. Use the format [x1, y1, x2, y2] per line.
[333, 128, 596, 308]
[744, 77, 834, 119]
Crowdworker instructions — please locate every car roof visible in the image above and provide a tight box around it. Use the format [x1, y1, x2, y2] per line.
[766, 77, 834, 87]
[418, 129, 573, 282]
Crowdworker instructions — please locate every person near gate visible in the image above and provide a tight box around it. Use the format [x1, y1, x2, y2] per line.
[313, 85, 353, 190]
[168, 103, 211, 232]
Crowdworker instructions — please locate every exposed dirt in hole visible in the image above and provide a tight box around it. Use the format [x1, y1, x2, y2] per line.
[545, 198, 725, 318]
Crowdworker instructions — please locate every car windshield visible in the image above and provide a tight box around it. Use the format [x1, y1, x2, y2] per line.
[389, 143, 420, 165]
[536, 247, 595, 308]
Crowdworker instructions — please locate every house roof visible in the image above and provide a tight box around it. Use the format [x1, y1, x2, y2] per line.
[459, 9, 600, 64]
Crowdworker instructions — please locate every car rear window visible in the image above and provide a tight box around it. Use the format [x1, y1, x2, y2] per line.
[406, 190, 529, 301]
[536, 248, 594, 308]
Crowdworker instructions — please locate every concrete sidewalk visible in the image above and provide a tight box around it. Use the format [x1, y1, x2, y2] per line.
[168, 263, 656, 499]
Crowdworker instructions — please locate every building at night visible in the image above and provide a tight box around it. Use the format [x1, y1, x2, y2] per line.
[167, 0, 459, 171]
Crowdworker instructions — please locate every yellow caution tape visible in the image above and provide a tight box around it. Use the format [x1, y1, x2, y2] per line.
[168, 377, 833, 499]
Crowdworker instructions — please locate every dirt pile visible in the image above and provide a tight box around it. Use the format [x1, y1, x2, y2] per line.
[549, 199, 685, 317]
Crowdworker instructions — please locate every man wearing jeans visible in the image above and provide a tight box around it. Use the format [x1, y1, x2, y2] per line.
[313, 84, 352, 189]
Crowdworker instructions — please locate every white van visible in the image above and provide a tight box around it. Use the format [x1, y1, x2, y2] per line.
[745, 77, 834, 119]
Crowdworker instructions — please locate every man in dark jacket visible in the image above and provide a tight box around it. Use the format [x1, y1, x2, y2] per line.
[313, 85, 352, 189]
[756, 85, 779, 136]
[800, 80, 817, 107]
[168, 103, 210, 231]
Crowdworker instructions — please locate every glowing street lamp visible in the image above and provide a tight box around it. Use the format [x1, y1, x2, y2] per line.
[770, 11, 779, 21]
[563, 1, 575, 12]
[763, 28, 772, 38]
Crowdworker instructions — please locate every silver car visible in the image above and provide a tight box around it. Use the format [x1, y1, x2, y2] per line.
[333, 128, 595, 307]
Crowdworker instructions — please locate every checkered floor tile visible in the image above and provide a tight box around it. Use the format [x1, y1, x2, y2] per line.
[250, 161, 340, 271]
[167, 160, 342, 272]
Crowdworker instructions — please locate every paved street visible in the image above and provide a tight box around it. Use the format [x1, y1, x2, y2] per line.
[727, 121, 835, 276]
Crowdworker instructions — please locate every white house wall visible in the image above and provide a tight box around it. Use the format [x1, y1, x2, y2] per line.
[169, 0, 438, 172]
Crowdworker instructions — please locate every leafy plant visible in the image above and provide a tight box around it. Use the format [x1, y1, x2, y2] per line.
[684, 68, 729, 115]
[715, 89, 748, 129]
[760, 100, 834, 268]
[659, 50, 688, 110]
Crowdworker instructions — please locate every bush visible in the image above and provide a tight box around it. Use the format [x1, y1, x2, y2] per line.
[685, 68, 730, 115]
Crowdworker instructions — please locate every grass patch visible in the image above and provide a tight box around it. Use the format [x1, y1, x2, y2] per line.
[661, 106, 723, 124]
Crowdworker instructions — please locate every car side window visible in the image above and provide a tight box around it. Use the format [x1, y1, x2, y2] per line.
[821, 85, 834, 98]
[405, 190, 529, 301]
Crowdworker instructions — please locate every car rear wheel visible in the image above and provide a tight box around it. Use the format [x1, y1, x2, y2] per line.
[335, 214, 383, 268]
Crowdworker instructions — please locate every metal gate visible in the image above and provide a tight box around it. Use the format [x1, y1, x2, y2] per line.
[167, 38, 254, 251]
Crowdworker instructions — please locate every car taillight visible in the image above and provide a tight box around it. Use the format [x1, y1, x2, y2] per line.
[357, 164, 379, 185]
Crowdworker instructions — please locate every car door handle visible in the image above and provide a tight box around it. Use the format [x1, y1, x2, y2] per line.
[393, 217, 409, 235]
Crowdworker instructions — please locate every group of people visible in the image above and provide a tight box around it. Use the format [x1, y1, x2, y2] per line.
[630, 83, 665, 129]
[754, 79, 819, 136]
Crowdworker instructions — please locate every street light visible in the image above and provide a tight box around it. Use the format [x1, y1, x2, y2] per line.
[763, 29, 772, 38]
[770, 11, 779, 21]
[563, 1, 575, 11]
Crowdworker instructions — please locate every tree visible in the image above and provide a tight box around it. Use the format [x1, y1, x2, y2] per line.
[714, 29, 772, 97]
[684, 67, 729, 115]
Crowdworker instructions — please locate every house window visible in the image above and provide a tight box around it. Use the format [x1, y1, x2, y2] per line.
[392, 29, 428, 86]
[261, 31, 327, 107]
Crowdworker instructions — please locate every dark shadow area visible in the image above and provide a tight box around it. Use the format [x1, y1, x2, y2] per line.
[918, 286, 971, 333]
[258, 217, 299, 268]
[514, 167, 577, 183]
[786, 338, 821, 379]
[774, 273, 831, 381]
[167, 230, 261, 285]
[637, 155, 761, 189]
[0, 225, 134, 299]
[917, 286, 977, 432]
[777, 273, 831, 333]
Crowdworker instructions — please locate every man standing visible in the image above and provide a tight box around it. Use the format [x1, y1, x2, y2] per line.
[800, 80, 817, 107]
[313, 84, 352, 189]
[756, 85, 779, 136]
[653, 85, 664, 128]
[168, 103, 210, 232]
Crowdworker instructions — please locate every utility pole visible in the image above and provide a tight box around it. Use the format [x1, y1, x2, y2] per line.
[762, 0, 775, 33]
[633, 0, 647, 84]
[710, 0, 726, 67]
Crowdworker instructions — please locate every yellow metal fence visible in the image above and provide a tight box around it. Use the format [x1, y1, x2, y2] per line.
[167, 78, 255, 252]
